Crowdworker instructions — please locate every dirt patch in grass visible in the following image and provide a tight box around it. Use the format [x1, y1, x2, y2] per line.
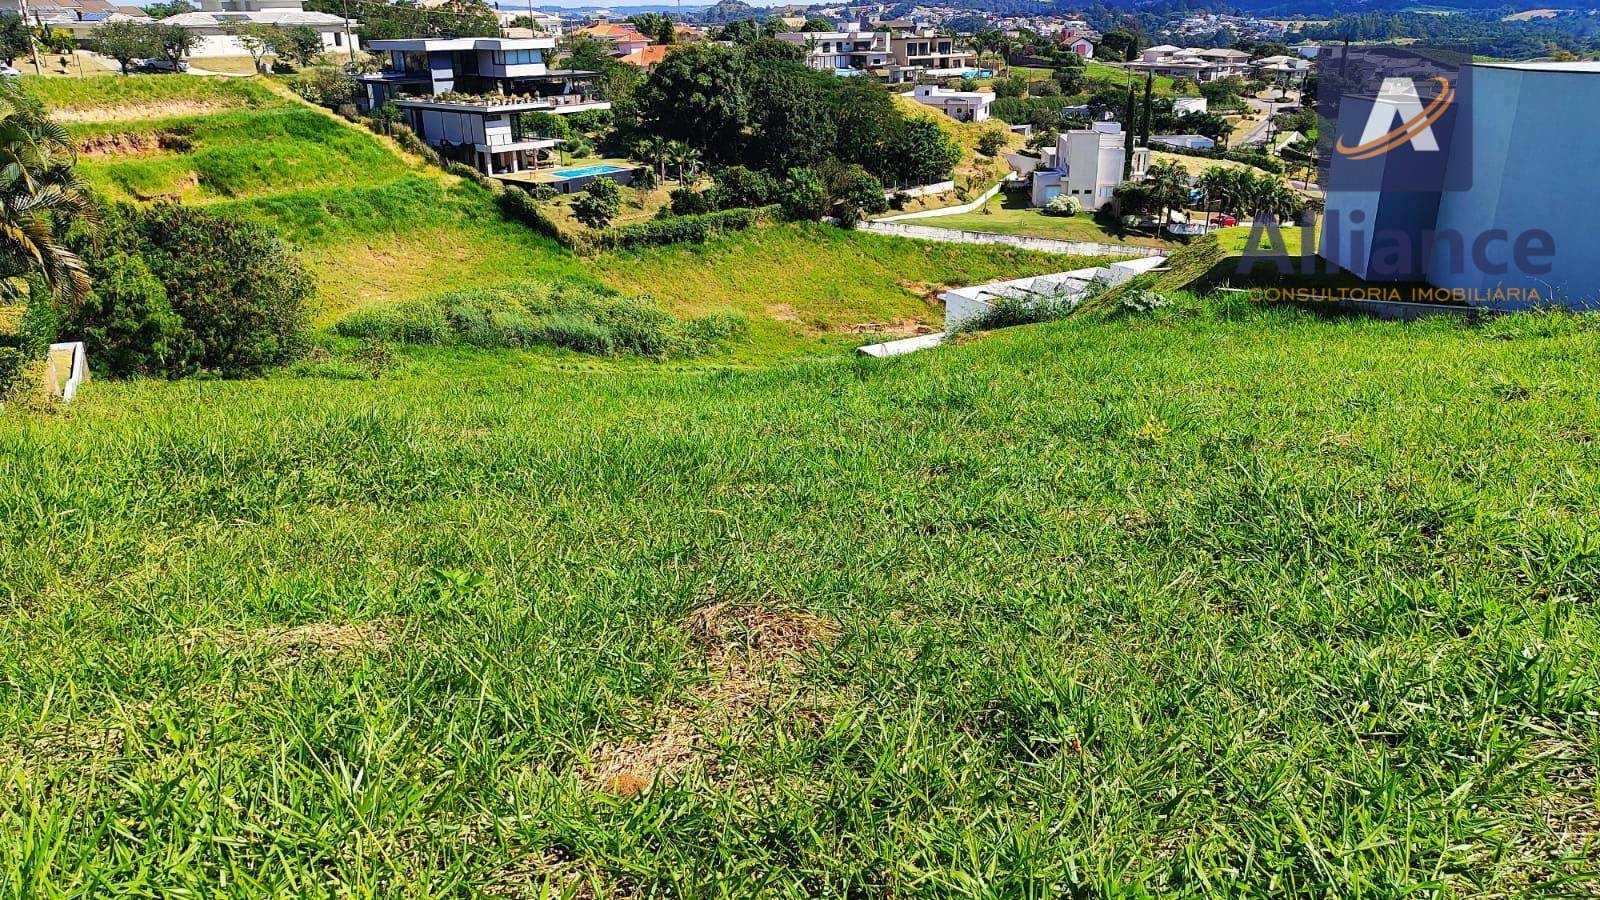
[54, 100, 237, 124]
[78, 129, 192, 157]
[834, 318, 937, 337]
[584, 601, 839, 797]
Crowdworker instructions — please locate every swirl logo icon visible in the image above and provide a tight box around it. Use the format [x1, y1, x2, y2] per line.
[1336, 76, 1454, 160]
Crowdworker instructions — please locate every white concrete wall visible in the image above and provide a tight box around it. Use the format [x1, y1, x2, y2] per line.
[857, 220, 1168, 258]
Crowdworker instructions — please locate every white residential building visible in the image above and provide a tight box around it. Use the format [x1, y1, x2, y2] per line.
[909, 84, 993, 122]
[145, 0, 358, 59]
[1029, 122, 1149, 210]
[1173, 96, 1208, 115]
[495, 7, 562, 34]
[776, 29, 892, 74]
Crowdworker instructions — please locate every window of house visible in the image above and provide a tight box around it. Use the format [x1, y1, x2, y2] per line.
[492, 49, 541, 66]
[333, 31, 343, 47]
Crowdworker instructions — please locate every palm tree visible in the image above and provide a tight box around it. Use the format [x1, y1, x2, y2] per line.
[1143, 160, 1191, 225]
[635, 135, 669, 182]
[665, 140, 700, 185]
[0, 83, 93, 306]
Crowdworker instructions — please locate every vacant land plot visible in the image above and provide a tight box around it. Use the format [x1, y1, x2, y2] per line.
[911, 192, 1174, 248]
[3, 299, 1597, 895]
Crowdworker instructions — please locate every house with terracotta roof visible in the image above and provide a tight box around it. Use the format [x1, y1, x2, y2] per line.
[618, 44, 672, 69]
[569, 22, 650, 56]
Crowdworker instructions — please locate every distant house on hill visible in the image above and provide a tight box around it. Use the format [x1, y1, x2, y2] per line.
[157, 0, 359, 59]
[909, 84, 993, 122]
[569, 21, 650, 56]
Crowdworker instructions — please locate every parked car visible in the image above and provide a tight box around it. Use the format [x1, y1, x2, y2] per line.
[140, 58, 189, 72]
[1210, 214, 1238, 227]
[0, 65, 21, 78]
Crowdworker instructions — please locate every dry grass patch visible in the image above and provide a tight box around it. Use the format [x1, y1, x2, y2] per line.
[197, 618, 400, 661]
[486, 847, 625, 899]
[584, 602, 839, 797]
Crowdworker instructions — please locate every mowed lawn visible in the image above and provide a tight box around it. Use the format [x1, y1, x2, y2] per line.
[919, 192, 1174, 248]
[2, 299, 1597, 896]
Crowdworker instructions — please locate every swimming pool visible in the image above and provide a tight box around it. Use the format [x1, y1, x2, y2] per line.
[551, 164, 631, 179]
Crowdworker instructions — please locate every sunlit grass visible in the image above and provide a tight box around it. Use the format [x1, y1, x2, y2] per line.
[2, 299, 1596, 894]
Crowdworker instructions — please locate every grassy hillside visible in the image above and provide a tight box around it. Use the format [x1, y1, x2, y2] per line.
[29, 74, 1086, 349]
[2, 300, 1596, 894]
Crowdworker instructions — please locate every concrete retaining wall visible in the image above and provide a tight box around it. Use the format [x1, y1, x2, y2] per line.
[858, 220, 1168, 258]
[876, 178, 1013, 222]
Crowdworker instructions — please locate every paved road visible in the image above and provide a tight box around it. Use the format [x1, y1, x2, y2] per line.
[1238, 92, 1300, 148]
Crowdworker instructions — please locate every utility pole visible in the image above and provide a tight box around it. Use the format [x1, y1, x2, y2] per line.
[1140, 70, 1153, 145]
[340, 0, 356, 68]
[18, 0, 42, 76]
[1122, 79, 1135, 180]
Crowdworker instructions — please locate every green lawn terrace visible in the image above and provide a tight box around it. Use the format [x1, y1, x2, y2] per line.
[3, 298, 1598, 894]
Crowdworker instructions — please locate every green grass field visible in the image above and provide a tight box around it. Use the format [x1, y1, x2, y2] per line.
[910, 192, 1174, 248]
[4, 297, 1598, 895]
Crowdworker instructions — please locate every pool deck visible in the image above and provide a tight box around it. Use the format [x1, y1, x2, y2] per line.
[499, 158, 634, 184]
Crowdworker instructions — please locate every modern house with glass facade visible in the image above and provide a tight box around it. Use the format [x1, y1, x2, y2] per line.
[356, 37, 609, 175]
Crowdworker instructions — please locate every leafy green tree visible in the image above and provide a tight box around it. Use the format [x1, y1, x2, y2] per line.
[635, 45, 752, 163]
[143, 0, 194, 17]
[828, 78, 899, 179]
[1143, 160, 1191, 222]
[0, 13, 30, 65]
[778, 167, 825, 221]
[710, 165, 777, 208]
[976, 128, 1007, 158]
[750, 65, 835, 171]
[992, 74, 1026, 99]
[799, 18, 833, 31]
[572, 177, 622, 229]
[278, 25, 324, 67]
[151, 23, 195, 68]
[888, 117, 960, 187]
[826, 163, 886, 225]
[224, 22, 278, 72]
[94, 20, 157, 74]
[1099, 28, 1139, 62]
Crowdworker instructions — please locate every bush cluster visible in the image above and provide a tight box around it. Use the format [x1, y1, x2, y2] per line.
[61, 202, 313, 377]
[334, 280, 746, 360]
[598, 207, 765, 250]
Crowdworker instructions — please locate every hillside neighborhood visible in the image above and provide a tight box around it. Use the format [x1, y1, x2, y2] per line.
[0, 0, 1596, 894]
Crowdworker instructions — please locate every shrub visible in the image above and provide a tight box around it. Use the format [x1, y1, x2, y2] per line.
[977, 128, 1007, 157]
[332, 281, 745, 360]
[0, 346, 25, 398]
[711, 165, 779, 209]
[828, 164, 887, 225]
[286, 67, 357, 108]
[598, 207, 762, 250]
[959, 292, 1082, 331]
[1043, 194, 1081, 217]
[571, 178, 622, 229]
[80, 203, 313, 376]
[529, 313, 615, 355]
[62, 253, 183, 377]
[669, 186, 715, 216]
[779, 167, 826, 221]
